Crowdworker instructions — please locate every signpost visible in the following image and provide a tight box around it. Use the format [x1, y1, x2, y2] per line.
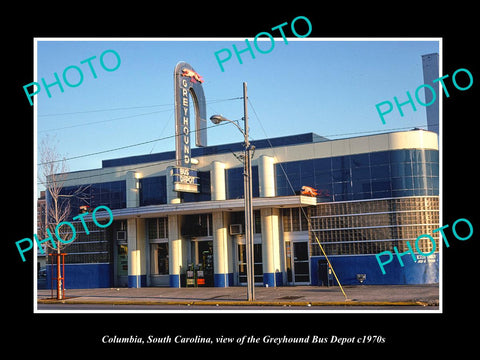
[173, 62, 207, 169]
[172, 62, 207, 196]
[172, 166, 199, 193]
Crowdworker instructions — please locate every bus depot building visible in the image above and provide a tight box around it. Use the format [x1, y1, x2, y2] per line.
[45, 129, 440, 289]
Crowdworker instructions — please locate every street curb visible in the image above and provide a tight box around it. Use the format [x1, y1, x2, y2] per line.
[37, 298, 436, 307]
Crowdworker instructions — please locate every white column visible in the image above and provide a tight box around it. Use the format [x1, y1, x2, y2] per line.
[168, 214, 183, 287]
[126, 171, 140, 208]
[258, 155, 275, 197]
[211, 161, 226, 201]
[166, 166, 181, 204]
[224, 212, 234, 280]
[127, 218, 146, 287]
[212, 211, 230, 287]
[261, 208, 283, 287]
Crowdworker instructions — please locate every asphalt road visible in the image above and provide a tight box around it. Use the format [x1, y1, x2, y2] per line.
[37, 303, 438, 311]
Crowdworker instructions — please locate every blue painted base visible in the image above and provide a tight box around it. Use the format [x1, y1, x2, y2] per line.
[310, 253, 439, 285]
[46, 263, 111, 289]
[128, 275, 147, 288]
[169, 274, 181, 288]
[214, 273, 234, 287]
[263, 272, 283, 287]
[43, 253, 437, 290]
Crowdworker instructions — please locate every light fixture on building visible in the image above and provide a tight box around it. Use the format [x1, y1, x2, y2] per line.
[356, 273, 366, 284]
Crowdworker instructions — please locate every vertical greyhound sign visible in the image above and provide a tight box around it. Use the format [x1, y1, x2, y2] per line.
[173, 62, 207, 192]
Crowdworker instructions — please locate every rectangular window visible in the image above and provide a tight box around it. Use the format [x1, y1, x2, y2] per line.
[226, 166, 259, 199]
[56, 180, 126, 221]
[309, 197, 440, 256]
[50, 220, 110, 264]
[150, 243, 169, 275]
[351, 153, 369, 168]
[231, 211, 261, 234]
[282, 208, 308, 232]
[148, 218, 169, 276]
[291, 208, 300, 231]
[181, 214, 212, 237]
[147, 218, 168, 240]
[140, 176, 167, 206]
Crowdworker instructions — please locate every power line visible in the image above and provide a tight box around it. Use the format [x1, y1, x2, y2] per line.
[37, 94, 429, 184]
[38, 103, 173, 117]
[38, 117, 428, 167]
[37, 121, 229, 166]
[38, 98, 243, 117]
[37, 156, 178, 187]
[37, 96, 244, 164]
[38, 97, 243, 132]
[38, 109, 173, 133]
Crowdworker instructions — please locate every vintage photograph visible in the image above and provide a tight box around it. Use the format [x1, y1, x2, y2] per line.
[30, 37, 444, 313]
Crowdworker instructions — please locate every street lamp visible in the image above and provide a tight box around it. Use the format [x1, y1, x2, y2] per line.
[210, 82, 255, 301]
[209, 114, 225, 125]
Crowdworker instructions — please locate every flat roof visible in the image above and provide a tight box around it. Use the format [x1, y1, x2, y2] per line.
[102, 132, 328, 168]
[58, 128, 438, 187]
[101, 129, 435, 169]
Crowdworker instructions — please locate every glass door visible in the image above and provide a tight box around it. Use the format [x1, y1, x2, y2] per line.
[292, 242, 310, 284]
[116, 244, 128, 287]
[150, 242, 169, 275]
[237, 243, 263, 285]
[192, 240, 214, 286]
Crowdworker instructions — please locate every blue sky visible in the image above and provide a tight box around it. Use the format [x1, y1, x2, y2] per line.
[36, 38, 440, 176]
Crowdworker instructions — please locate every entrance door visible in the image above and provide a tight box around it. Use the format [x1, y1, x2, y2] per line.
[292, 242, 310, 284]
[237, 243, 263, 285]
[193, 240, 214, 286]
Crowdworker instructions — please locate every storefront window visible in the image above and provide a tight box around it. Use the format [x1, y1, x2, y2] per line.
[148, 218, 169, 276]
[150, 243, 169, 275]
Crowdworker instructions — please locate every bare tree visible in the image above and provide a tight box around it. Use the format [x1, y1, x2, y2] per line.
[38, 135, 90, 298]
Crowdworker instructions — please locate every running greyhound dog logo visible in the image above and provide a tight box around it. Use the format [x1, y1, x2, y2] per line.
[181, 68, 204, 83]
[301, 186, 318, 197]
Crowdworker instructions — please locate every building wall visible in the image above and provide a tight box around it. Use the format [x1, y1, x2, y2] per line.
[45, 130, 439, 288]
[55, 130, 438, 189]
[276, 149, 439, 201]
[309, 196, 440, 285]
[310, 253, 438, 285]
[46, 263, 111, 289]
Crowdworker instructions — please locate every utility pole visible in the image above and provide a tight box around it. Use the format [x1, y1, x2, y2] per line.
[210, 82, 255, 301]
[243, 82, 255, 301]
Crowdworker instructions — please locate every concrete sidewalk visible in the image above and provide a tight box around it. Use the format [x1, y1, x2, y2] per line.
[37, 284, 439, 307]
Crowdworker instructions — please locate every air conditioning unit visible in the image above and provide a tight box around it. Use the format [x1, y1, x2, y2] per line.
[116, 231, 126, 242]
[229, 224, 243, 235]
